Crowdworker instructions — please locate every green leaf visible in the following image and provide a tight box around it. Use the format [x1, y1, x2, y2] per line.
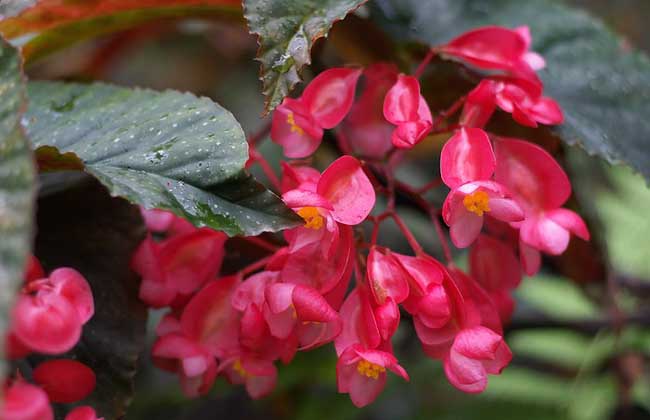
[371, 0, 650, 181]
[0, 37, 36, 370]
[244, 0, 367, 112]
[24, 81, 300, 236]
[516, 274, 600, 319]
[0, 1, 242, 63]
[34, 177, 147, 419]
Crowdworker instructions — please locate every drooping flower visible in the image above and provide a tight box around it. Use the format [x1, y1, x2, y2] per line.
[339, 63, 399, 158]
[493, 138, 590, 272]
[460, 78, 563, 129]
[131, 228, 227, 308]
[440, 26, 544, 84]
[33, 359, 96, 403]
[264, 282, 342, 350]
[443, 326, 512, 393]
[271, 68, 362, 158]
[335, 288, 382, 355]
[336, 344, 409, 407]
[366, 247, 410, 305]
[383, 74, 433, 148]
[440, 128, 524, 247]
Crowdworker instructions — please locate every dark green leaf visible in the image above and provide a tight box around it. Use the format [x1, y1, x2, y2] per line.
[371, 0, 650, 181]
[0, 37, 36, 370]
[244, 0, 367, 112]
[25, 81, 300, 236]
[34, 176, 147, 420]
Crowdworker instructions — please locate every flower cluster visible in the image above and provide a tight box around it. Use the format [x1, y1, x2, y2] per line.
[2, 256, 102, 420]
[132, 25, 590, 408]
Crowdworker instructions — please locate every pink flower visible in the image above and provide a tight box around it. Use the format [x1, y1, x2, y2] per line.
[464, 78, 562, 127]
[220, 354, 278, 399]
[494, 138, 590, 267]
[337, 344, 409, 407]
[282, 156, 375, 255]
[440, 26, 543, 84]
[11, 268, 94, 354]
[1, 381, 53, 420]
[33, 359, 96, 403]
[271, 68, 362, 158]
[65, 406, 104, 420]
[180, 276, 241, 358]
[383, 74, 433, 148]
[140, 207, 194, 236]
[335, 288, 382, 355]
[461, 78, 563, 129]
[280, 224, 354, 304]
[265, 282, 342, 350]
[131, 228, 227, 308]
[440, 128, 524, 247]
[443, 326, 512, 393]
[152, 332, 218, 397]
[367, 247, 409, 305]
[469, 235, 522, 323]
[393, 253, 452, 330]
[339, 63, 399, 158]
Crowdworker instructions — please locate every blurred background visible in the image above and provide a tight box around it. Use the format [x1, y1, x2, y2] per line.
[24, 0, 650, 419]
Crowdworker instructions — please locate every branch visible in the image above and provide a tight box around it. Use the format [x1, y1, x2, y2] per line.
[507, 312, 650, 336]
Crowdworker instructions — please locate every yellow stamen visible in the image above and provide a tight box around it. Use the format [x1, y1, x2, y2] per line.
[297, 206, 324, 230]
[463, 190, 491, 217]
[287, 112, 304, 136]
[233, 359, 250, 378]
[356, 360, 386, 380]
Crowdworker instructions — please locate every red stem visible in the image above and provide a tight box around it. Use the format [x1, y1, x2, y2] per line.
[391, 213, 423, 255]
[242, 236, 280, 253]
[414, 48, 437, 79]
[239, 256, 272, 277]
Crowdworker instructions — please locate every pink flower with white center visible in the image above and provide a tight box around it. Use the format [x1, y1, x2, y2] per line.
[440, 26, 544, 85]
[383, 74, 433, 148]
[494, 138, 590, 272]
[271, 68, 362, 158]
[337, 344, 409, 407]
[460, 78, 563, 129]
[443, 326, 512, 393]
[282, 155, 375, 255]
[440, 128, 524, 247]
[1, 381, 53, 420]
[339, 63, 399, 158]
[131, 228, 226, 308]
